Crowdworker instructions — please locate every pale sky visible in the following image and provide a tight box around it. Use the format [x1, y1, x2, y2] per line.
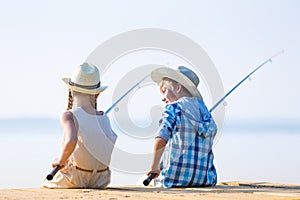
[0, 0, 299, 122]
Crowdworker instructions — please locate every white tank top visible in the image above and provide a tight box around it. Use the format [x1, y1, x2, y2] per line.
[70, 107, 117, 169]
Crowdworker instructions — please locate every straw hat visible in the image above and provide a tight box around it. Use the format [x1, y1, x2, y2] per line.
[62, 63, 107, 94]
[151, 66, 202, 99]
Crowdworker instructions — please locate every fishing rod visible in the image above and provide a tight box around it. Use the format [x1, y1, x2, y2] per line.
[44, 76, 150, 181]
[143, 50, 284, 186]
[46, 165, 62, 181]
[45, 51, 284, 182]
[209, 50, 284, 112]
[105, 74, 150, 114]
[99, 50, 284, 186]
[106, 50, 284, 116]
[44, 50, 283, 184]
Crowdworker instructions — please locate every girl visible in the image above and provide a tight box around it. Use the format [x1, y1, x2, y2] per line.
[42, 63, 117, 189]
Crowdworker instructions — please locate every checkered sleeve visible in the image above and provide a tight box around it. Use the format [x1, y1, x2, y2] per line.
[156, 103, 178, 142]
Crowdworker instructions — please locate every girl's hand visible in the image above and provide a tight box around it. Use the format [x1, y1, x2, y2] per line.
[51, 158, 59, 168]
[51, 158, 65, 169]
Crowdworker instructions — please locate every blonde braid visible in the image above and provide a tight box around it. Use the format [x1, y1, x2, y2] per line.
[67, 90, 73, 110]
[89, 94, 98, 110]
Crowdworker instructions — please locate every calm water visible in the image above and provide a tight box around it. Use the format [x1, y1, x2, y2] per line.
[0, 118, 299, 189]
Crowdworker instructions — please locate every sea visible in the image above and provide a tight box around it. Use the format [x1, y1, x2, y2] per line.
[0, 118, 299, 189]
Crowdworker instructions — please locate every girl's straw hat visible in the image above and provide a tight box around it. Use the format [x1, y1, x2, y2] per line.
[62, 63, 107, 94]
[151, 66, 202, 99]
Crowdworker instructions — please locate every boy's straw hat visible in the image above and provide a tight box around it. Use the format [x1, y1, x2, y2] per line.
[151, 66, 202, 99]
[62, 63, 107, 94]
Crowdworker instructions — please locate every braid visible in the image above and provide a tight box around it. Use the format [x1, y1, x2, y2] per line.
[67, 90, 73, 110]
[67, 91, 98, 111]
[89, 94, 97, 110]
[94, 95, 97, 109]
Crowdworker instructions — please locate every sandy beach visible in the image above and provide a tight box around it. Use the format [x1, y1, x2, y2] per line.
[1, 182, 299, 200]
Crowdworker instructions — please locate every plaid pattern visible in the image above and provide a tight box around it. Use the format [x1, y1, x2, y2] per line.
[156, 97, 217, 188]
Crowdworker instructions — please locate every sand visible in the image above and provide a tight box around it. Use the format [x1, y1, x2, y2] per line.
[0, 182, 300, 200]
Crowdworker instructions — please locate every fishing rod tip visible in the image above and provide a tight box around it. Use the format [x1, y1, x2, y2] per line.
[270, 50, 285, 61]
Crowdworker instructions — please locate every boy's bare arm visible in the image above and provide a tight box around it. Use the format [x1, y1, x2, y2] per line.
[147, 137, 167, 177]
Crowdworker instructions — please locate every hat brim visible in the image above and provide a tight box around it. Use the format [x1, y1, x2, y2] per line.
[62, 78, 107, 95]
[151, 68, 202, 99]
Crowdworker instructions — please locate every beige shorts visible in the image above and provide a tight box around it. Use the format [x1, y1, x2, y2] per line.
[42, 164, 111, 189]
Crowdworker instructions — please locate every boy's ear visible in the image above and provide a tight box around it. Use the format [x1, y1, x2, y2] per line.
[176, 83, 183, 93]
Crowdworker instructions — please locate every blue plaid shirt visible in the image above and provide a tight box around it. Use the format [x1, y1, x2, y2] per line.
[156, 97, 217, 188]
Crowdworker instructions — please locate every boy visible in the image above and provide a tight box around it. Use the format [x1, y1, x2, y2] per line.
[146, 66, 217, 188]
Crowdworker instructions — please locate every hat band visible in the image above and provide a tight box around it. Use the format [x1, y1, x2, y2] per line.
[69, 80, 100, 89]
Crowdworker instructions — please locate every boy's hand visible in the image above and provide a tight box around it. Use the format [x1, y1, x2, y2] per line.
[146, 169, 160, 178]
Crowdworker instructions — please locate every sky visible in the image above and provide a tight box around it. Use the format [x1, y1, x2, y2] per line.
[0, 0, 299, 123]
[0, 0, 300, 188]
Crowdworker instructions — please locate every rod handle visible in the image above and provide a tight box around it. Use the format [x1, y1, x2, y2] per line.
[46, 165, 62, 180]
[143, 173, 156, 186]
